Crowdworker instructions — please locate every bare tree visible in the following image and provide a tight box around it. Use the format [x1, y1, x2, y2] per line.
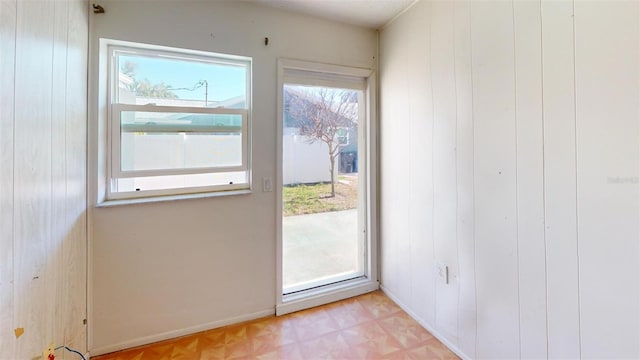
[286, 87, 358, 197]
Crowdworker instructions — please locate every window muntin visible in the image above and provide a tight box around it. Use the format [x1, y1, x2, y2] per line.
[107, 44, 251, 200]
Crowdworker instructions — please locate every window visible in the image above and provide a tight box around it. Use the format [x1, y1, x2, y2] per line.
[336, 127, 350, 146]
[106, 43, 251, 200]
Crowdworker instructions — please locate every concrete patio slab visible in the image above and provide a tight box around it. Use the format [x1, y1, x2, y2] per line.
[283, 209, 361, 290]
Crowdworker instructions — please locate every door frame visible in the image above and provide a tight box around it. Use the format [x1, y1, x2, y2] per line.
[275, 58, 379, 315]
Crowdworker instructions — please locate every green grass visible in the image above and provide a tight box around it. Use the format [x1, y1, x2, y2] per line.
[283, 176, 358, 216]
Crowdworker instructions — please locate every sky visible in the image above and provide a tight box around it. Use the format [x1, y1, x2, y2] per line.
[119, 53, 247, 102]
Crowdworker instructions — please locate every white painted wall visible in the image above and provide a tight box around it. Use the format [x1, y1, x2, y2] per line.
[88, 1, 377, 354]
[380, 0, 639, 358]
[0, 0, 88, 358]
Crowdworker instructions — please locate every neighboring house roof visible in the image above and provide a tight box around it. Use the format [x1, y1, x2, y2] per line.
[119, 73, 134, 88]
[133, 97, 245, 109]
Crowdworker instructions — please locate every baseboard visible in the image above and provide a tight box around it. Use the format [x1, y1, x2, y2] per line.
[89, 308, 275, 357]
[380, 285, 472, 360]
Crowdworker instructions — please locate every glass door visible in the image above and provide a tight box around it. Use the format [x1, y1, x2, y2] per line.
[282, 83, 366, 294]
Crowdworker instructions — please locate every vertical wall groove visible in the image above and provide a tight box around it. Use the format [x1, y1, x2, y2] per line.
[11, 0, 17, 356]
[428, 0, 437, 326]
[453, 0, 475, 355]
[510, 1, 522, 356]
[468, 3, 478, 358]
[538, 0, 550, 357]
[452, 0, 460, 349]
[570, 1, 583, 355]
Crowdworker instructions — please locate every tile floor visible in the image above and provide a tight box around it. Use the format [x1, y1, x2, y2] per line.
[92, 291, 458, 360]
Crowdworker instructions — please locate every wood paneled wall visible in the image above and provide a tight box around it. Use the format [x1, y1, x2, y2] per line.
[380, 0, 639, 358]
[0, 0, 88, 359]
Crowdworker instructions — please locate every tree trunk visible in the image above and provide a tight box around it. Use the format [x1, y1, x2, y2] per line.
[329, 154, 336, 197]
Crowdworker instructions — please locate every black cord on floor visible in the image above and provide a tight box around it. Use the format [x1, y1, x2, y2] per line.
[54, 345, 87, 360]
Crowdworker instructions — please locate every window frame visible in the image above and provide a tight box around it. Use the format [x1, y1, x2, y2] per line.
[105, 43, 252, 201]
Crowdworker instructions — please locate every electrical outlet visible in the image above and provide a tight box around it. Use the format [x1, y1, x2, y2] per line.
[436, 263, 449, 284]
[42, 343, 55, 360]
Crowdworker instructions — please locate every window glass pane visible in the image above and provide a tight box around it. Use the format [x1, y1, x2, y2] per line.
[282, 84, 364, 293]
[120, 111, 243, 172]
[116, 52, 247, 109]
[114, 171, 248, 193]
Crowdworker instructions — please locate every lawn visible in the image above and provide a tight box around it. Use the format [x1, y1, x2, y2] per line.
[283, 175, 358, 216]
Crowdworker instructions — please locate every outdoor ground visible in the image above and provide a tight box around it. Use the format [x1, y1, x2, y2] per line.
[282, 173, 360, 290]
[283, 174, 358, 216]
[283, 209, 360, 290]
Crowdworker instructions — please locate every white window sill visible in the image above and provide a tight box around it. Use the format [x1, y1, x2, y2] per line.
[96, 189, 252, 207]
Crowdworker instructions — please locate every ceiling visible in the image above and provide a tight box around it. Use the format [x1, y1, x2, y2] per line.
[245, 0, 416, 29]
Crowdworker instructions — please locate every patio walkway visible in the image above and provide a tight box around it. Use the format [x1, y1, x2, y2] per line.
[283, 209, 359, 290]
